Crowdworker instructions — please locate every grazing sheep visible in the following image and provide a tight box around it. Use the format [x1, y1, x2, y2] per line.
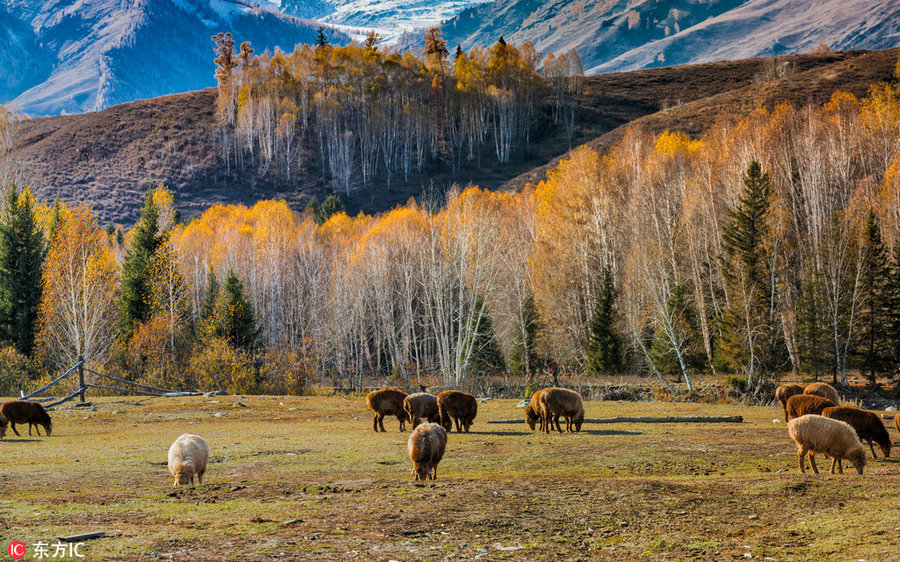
[366, 387, 409, 432]
[775, 383, 805, 422]
[822, 406, 891, 459]
[0, 412, 6, 439]
[436, 390, 477, 433]
[525, 388, 548, 431]
[167, 434, 209, 487]
[787, 414, 866, 475]
[0, 401, 53, 437]
[804, 382, 840, 406]
[539, 387, 585, 434]
[785, 394, 835, 420]
[403, 392, 440, 429]
[407, 423, 448, 480]
[895, 412, 900, 435]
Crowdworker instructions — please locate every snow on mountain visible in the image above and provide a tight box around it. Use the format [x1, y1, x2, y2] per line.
[280, 0, 491, 42]
[441, 0, 900, 74]
[1, 0, 348, 116]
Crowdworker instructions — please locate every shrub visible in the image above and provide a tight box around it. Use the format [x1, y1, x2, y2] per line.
[0, 345, 35, 397]
[189, 338, 258, 394]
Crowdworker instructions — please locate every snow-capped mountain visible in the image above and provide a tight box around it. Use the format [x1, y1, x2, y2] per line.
[441, 0, 900, 74]
[1, 0, 347, 116]
[279, 0, 491, 42]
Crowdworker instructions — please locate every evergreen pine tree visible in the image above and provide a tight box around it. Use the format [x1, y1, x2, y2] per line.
[587, 268, 621, 375]
[305, 194, 345, 225]
[0, 184, 46, 356]
[210, 269, 260, 350]
[509, 294, 542, 377]
[795, 271, 829, 381]
[854, 209, 892, 386]
[717, 161, 787, 383]
[648, 282, 703, 381]
[889, 244, 900, 390]
[468, 295, 505, 377]
[118, 192, 163, 336]
[200, 269, 219, 324]
[315, 28, 329, 48]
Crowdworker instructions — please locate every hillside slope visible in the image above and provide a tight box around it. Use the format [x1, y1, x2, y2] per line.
[1, 0, 348, 117]
[1, 49, 895, 224]
[506, 48, 900, 190]
[441, 0, 900, 75]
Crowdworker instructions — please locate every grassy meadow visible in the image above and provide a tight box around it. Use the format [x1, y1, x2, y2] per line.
[1, 395, 898, 560]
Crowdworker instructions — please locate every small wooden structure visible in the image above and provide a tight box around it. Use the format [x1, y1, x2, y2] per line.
[19, 356, 180, 407]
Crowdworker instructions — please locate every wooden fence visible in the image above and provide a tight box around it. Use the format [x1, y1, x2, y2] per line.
[19, 356, 184, 407]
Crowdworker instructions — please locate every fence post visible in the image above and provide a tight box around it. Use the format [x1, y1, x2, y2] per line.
[78, 356, 86, 402]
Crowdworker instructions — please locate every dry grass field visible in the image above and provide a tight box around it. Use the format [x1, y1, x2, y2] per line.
[1, 395, 898, 560]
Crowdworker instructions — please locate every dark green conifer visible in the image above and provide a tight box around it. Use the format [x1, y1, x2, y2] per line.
[210, 269, 260, 350]
[0, 183, 46, 356]
[854, 210, 892, 386]
[118, 192, 163, 336]
[587, 268, 621, 375]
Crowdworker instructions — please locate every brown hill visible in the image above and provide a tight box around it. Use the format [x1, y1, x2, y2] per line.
[1, 48, 895, 224]
[507, 48, 900, 190]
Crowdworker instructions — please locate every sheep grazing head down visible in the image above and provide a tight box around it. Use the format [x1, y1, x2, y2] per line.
[573, 411, 584, 432]
[847, 449, 866, 475]
[173, 462, 196, 486]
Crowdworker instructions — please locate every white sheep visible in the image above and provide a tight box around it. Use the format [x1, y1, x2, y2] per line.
[787, 415, 865, 475]
[168, 434, 209, 486]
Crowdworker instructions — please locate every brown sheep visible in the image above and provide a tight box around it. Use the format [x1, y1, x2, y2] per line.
[539, 387, 585, 434]
[895, 411, 900, 435]
[436, 390, 477, 433]
[403, 392, 440, 429]
[775, 383, 805, 422]
[525, 388, 548, 431]
[0, 412, 6, 439]
[785, 394, 835, 420]
[788, 414, 866, 475]
[407, 423, 448, 480]
[822, 406, 891, 459]
[0, 401, 53, 437]
[804, 382, 840, 406]
[366, 387, 408, 432]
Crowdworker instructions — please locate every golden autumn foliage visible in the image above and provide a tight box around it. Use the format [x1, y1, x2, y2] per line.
[36, 204, 118, 371]
[23, 82, 900, 391]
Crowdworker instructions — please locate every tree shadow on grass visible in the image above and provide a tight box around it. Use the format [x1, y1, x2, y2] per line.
[1, 438, 42, 443]
[454, 430, 533, 436]
[579, 429, 643, 436]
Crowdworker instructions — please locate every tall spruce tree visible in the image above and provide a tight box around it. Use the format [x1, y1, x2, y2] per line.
[649, 282, 704, 382]
[119, 192, 163, 336]
[854, 211, 892, 386]
[0, 184, 46, 356]
[468, 295, 505, 378]
[717, 161, 787, 384]
[889, 244, 900, 390]
[200, 269, 220, 325]
[509, 294, 542, 377]
[796, 271, 829, 380]
[210, 269, 260, 350]
[587, 268, 621, 375]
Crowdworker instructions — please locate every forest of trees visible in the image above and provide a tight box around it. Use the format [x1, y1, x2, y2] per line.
[211, 30, 584, 192]
[1, 75, 900, 398]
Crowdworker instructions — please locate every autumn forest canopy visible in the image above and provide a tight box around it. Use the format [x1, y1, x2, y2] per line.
[211, 29, 584, 193]
[0, 42, 900, 398]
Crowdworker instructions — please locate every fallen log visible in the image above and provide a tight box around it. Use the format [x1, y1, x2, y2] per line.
[487, 415, 743, 424]
[58, 531, 105, 542]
